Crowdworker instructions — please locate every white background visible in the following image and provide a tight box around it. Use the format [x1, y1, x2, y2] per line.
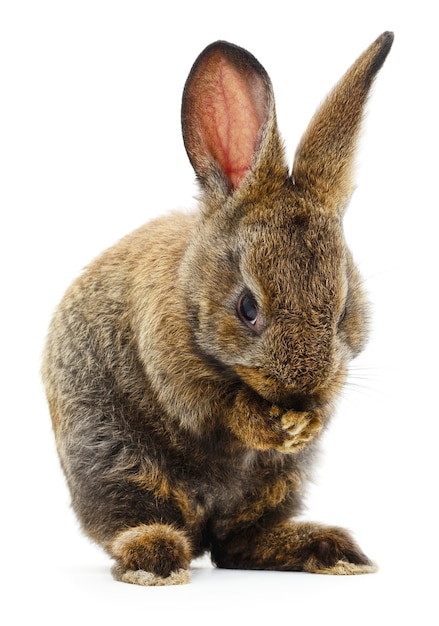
[1, 1, 437, 624]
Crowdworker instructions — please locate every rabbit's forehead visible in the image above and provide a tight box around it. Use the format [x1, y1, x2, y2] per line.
[239, 213, 345, 273]
[238, 213, 347, 307]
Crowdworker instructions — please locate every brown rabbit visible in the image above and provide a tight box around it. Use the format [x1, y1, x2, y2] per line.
[42, 32, 393, 585]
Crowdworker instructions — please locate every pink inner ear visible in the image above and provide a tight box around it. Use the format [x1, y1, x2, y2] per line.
[199, 60, 265, 189]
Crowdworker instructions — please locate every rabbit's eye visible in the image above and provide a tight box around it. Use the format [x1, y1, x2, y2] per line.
[237, 293, 259, 330]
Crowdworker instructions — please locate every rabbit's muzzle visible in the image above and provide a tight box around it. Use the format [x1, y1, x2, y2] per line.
[280, 392, 320, 412]
[234, 360, 345, 412]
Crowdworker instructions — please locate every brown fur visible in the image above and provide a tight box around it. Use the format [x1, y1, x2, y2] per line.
[110, 524, 192, 577]
[42, 33, 393, 585]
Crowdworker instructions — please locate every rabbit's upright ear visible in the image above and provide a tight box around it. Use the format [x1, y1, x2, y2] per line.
[292, 32, 394, 213]
[182, 41, 286, 199]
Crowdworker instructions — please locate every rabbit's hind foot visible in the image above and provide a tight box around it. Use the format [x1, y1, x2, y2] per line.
[305, 558, 378, 575]
[111, 563, 191, 586]
[110, 523, 192, 586]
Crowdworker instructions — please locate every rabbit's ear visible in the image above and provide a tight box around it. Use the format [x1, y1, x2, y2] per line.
[182, 41, 286, 198]
[292, 32, 394, 213]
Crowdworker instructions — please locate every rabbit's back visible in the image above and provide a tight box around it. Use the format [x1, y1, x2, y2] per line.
[43, 212, 198, 539]
[43, 211, 196, 431]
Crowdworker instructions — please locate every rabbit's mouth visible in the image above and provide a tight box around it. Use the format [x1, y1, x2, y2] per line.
[234, 363, 346, 412]
[234, 364, 320, 409]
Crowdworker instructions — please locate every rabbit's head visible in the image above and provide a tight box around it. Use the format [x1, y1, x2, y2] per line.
[180, 34, 393, 409]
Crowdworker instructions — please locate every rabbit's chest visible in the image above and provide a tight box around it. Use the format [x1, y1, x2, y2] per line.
[173, 449, 295, 529]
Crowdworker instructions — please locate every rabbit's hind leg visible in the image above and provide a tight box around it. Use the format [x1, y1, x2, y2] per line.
[110, 523, 192, 586]
[211, 520, 376, 575]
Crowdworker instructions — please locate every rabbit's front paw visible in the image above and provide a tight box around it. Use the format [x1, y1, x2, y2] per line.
[274, 408, 322, 452]
[227, 389, 322, 452]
